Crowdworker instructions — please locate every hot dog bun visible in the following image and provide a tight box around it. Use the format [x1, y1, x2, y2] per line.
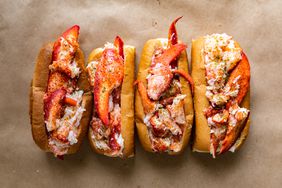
[135, 38, 194, 155]
[87, 45, 135, 158]
[191, 37, 250, 153]
[30, 42, 92, 154]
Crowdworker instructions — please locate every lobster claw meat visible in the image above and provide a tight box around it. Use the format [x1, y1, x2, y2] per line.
[226, 52, 250, 108]
[147, 43, 187, 100]
[61, 25, 80, 47]
[147, 64, 174, 100]
[50, 25, 80, 78]
[151, 43, 187, 67]
[94, 37, 124, 126]
[44, 89, 67, 132]
[146, 17, 189, 100]
[53, 25, 79, 61]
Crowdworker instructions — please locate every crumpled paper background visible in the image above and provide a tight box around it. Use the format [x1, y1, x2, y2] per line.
[0, 0, 281, 187]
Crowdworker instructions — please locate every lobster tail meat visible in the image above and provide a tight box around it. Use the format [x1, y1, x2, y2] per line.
[94, 39, 124, 126]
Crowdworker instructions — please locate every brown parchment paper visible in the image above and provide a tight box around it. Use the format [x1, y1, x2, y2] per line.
[0, 0, 282, 187]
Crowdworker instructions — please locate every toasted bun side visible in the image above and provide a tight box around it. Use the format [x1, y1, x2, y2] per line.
[88, 128, 106, 155]
[135, 39, 193, 155]
[30, 43, 53, 151]
[121, 46, 135, 158]
[30, 42, 92, 154]
[191, 37, 250, 153]
[135, 39, 160, 153]
[87, 45, 135, 158]
[29, 80, 33, 131]
[191, 37, 210, 152]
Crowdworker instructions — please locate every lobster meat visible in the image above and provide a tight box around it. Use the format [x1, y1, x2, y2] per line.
[94, 36, 124, 126]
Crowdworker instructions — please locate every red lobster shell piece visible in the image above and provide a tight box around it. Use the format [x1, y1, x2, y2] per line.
[168, 16, 182, 47]
[94, 36, 124, 126]
[168, 16, 182, 69]
[114, 36, 124, 59]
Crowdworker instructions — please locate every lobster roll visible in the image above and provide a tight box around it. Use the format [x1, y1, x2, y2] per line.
[135, 17, 194, 155]
[191, 34, 251, 158]
[86, 36, 135, 158]
[30, 25, 92, 158]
